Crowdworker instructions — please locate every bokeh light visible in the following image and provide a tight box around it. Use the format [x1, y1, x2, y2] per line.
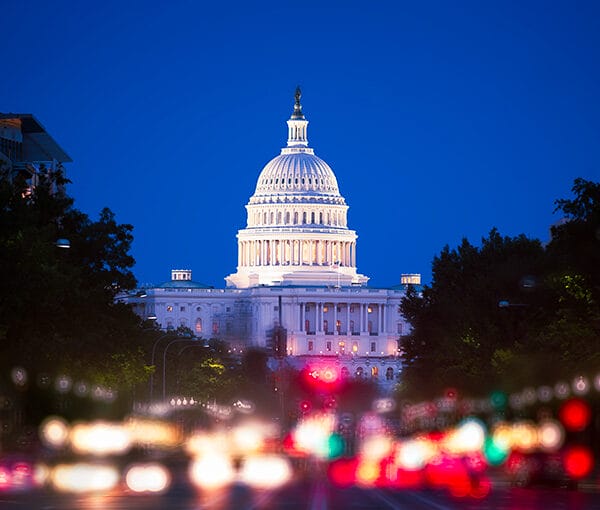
[559, 398, 591, 432]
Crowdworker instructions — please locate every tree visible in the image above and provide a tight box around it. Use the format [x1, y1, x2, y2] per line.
[0, 164, 149, 422]
[398, 179, 600, 400]
[399, 229, 548, 399]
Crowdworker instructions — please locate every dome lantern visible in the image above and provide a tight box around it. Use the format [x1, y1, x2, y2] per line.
[286, 86, 309, 148]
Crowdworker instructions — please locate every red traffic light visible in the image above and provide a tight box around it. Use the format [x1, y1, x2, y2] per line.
[300, 400, 311, 413]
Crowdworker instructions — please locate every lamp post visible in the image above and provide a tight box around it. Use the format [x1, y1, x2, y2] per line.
[162, 336, 201, 401]
[148, 330, 193, 402]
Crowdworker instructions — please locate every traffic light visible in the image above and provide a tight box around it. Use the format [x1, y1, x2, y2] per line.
[300, 400, 311, 413]
[273, 326, 287, 359]
[303, 366, 340, 391]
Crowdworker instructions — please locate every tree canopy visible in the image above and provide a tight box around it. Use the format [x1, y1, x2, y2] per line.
[399, 178, 600, 400]
[0, 165, 148, 393]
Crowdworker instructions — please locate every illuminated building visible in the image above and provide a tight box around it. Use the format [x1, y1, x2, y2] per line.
[125, 90, 419, 387]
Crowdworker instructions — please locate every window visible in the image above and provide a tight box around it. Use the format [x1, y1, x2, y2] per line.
[323, 320, 328, 333]
[323, 305, 329, 313]
[370, 342, 376, 352]
[166, 320, 174, 330]
[336, 320, 341, 333]
[386, 367, 394, 381]
[226, 307, 231, 312]
[212, 321, 219, 334]
[352, 341, 358, 353]
[368, 306, 373, 313]
[308, 341, 314, 351]
[371, 366, 379, 378]
[196, 306, 201, 312]
[350, 320, 355, 333]
[326, 341, 332, 351]
[341, 367, 349, 378]
[274, 306, 279, 311]
[195, 318, 202, 333]
[397, 322, 403, 335]
[305, 319, 310, 332]
[368, 321, 373, 333]
[350, 305, 355, 313]
[180, 306, 185, 312]
[356, 367, 364, 378]
[166, 306, 173, 312]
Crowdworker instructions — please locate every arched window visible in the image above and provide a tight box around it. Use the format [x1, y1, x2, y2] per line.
[195, 318, 202, 334]
[341, 367, 349, 379]
[386, 367, 394, 381]
[371, 366, 379, 378]
[294, 211, 298, 224]
[285, 212, 290, 224]
[356, 367, 364, 379]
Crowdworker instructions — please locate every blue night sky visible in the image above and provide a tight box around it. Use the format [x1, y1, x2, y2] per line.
[3, 1, 599, 288]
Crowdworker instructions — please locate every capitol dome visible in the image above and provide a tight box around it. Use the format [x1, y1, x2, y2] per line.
[225, 88, 369, 289]
[252, 152, 342, 201]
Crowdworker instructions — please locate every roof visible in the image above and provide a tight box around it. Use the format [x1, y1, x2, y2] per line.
[155, 280, 214, 289]
[0, 113, 72, 163]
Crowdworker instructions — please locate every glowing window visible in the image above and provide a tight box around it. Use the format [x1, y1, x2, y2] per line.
[308, 341, 314, 351]
[326, 341, 332, 351]
[370, 342, 376, 352]
[195, 319, 202, 333]
[166, 306, 173, 312]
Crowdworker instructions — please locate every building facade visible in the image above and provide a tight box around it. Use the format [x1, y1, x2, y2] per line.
[125, 90, 418, 387]
[0, 113, 72, 188]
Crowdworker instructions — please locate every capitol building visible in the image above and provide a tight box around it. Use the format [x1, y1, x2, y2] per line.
[126, 90, 418, 386]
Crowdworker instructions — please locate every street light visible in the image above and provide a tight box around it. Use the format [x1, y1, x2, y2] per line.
[148, 330, 193, 402]
[162, 336, 200, 401]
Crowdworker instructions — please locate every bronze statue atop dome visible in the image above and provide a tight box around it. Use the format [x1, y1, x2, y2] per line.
[291, 86, 304, 119]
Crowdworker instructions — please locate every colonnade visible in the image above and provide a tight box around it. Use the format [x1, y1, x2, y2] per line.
[238, 239, 356, 267]
[248, 208, 347, 227]
[298, 302, 388, 335]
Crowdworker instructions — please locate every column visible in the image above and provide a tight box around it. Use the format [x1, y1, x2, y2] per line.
[381, 304, 387, 333]
[317, 303, 322, 332]
[361, 304, 367, 333]
[300, 302, 304, 331]
[238, 241, 241, 266]
[333, 303, 338, 335]
[346, 304, 350, 334]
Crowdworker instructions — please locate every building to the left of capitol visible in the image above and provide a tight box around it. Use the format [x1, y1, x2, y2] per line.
[0, 113, 72, 184]
[121, 90, 419, 387]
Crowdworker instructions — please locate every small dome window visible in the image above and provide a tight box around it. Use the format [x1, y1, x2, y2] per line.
[295, 178, 298, 184]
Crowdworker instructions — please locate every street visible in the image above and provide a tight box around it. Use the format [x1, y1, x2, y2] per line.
[2, 474, 600, 510]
